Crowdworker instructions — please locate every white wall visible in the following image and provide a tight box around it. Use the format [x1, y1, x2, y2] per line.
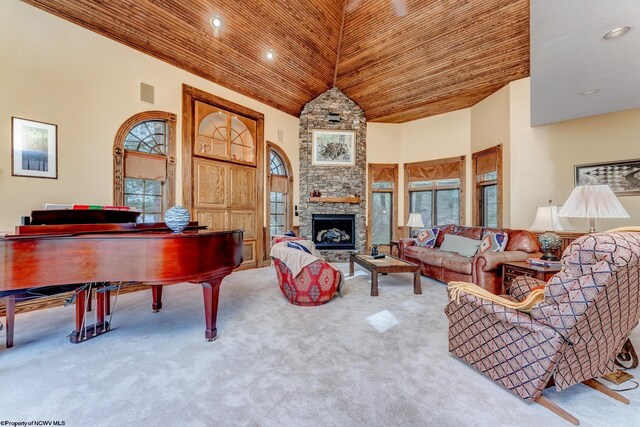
[0, 1, 300, 232]
[509, 78, 640, 231]
[471, 85, 511, 225]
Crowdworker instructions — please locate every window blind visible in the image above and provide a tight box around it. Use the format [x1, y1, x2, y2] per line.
[405, 157, 463, 182]
[124, 151, 166, 181]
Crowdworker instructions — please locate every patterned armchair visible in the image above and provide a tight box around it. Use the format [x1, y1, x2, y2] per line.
[445, 231, 640, 422]
[273, 258, 341, 306]
[270, 240, 342, 306]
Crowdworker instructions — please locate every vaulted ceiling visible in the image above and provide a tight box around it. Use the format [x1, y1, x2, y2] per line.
[23, 0, 530, 123]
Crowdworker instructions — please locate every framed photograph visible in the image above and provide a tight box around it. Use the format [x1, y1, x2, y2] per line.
[12, 117, 58, 179]
[312, 130, 355, 166]
[575, 159, 640, 196]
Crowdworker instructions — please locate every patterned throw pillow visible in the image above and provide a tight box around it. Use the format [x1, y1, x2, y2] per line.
[283, 230, 296, 237]
[415, 227, 439, 248]
[286, 241, 312, 254]
[478, 232, 508, 253]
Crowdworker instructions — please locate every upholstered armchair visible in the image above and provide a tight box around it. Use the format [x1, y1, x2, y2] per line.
[270, 240, 342, 306]
[445, 231, 640, 424]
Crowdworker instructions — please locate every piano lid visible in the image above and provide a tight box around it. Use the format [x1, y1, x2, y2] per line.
[29, 209, 140, 225]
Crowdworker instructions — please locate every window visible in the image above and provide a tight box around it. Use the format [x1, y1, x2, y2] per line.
[113, 112, 176, 223]
[124, 178, 162, 223]
[409, 179, 461, 227]
[472, 145, 502, 227]
[267, 143, 293, 238]
[367, 164, 398, 250]
[404, 156, 465, 230]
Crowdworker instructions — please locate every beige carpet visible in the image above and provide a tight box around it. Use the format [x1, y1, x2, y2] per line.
[1, 265, 639, 426]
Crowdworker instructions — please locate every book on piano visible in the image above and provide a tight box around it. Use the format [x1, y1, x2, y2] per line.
[42, 203, 136, 211]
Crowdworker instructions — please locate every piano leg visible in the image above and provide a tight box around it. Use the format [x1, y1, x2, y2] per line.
[105, 289, 111, 316]
[70, 287, 110, 343]
[201, 279, 222, 341]
[75, 289, 87, 335]
[151, 285, 163, 312]
[96, 289, 106, 326]
[5, 295, 15, 348]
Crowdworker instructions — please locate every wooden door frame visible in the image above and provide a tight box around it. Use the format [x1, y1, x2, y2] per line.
[182, 84, 265, 267]
[471, 144, 503, 227]
[366, 163, 398, 251]
[265, 142, 294, 246]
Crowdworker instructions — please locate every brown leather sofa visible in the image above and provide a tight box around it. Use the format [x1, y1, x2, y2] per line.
[398, 225, 541, 294]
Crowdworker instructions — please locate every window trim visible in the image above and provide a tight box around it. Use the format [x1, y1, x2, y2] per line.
[472, 144, 502, 227]
[266, 142, 294, 241]
[113, 111, 176, 211]
[404, 156, 465, 234]
[367, 163, 398, 251]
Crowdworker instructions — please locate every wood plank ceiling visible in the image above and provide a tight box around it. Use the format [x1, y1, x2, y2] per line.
[22, 0, 529, 123]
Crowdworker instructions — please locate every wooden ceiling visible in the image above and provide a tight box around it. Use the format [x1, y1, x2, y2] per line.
[23, 0, 529, 123]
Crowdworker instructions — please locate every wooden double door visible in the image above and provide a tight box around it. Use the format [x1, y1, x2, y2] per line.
[183, 85, 265, 269]
[193, 158, 257, 267]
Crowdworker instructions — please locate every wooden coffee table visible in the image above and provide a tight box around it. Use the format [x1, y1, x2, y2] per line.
[349, 253, 421, 296]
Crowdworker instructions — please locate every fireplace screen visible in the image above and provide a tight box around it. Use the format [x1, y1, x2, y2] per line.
[312, 214, 356, 250]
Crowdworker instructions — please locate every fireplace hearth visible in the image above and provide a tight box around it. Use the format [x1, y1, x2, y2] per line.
[312, 214, 356, 250]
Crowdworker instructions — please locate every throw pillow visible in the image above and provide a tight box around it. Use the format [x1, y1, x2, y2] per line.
[439, 234, 482, 257]
[283, 230, 296, 237]
[415, 227, 439, 247]
[286, 241, 311, 254]
[478, 232, 509, 254]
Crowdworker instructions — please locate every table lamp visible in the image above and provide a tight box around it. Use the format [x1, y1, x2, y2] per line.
[530, 202, 575, 261]
[406, 213, 424, 238]
[559, 185, 629, 232]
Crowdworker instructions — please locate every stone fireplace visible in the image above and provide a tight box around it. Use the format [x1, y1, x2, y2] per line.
[312, 214, 356, 250]
[298, 88, 366, 261]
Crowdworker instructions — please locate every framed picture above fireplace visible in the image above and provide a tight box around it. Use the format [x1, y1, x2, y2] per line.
[312, 130, 355, 166]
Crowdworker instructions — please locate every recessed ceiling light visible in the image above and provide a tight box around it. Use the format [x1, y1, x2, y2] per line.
[603, 26, 631, 40]
[210, 16, 222, 28]
[266, 49, 275, 60]
[580, 88, 600, 96]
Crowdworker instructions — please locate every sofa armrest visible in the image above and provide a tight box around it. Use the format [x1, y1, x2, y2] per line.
[474, 250, 531, 272]
[398, 238, 417, 254]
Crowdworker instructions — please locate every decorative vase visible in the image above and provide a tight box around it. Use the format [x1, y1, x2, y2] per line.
[164, 206, 190, 233]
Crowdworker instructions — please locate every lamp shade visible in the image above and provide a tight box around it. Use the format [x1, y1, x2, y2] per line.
[530, 205, 575, 232]
[406, 213, 425, 228]
[558, 185, 630, 219]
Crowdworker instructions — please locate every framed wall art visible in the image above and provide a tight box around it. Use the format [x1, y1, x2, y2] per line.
[575, 158, 640, 196]
[11, 116, 58, 179]
[312, 130, 355, 166]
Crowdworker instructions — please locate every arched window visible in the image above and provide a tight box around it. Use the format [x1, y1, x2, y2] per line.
[113, 111, 176, 223]
[267, 143, 293, 238]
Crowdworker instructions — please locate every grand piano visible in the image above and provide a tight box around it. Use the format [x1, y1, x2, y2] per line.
[0, 209, 243, 348]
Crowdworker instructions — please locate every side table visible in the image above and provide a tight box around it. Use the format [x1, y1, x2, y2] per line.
[501, 261, 561, 295]
[389, 240, 399, 257]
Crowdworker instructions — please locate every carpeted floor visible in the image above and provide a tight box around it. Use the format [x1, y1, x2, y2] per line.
[1, 264, 639, 426]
